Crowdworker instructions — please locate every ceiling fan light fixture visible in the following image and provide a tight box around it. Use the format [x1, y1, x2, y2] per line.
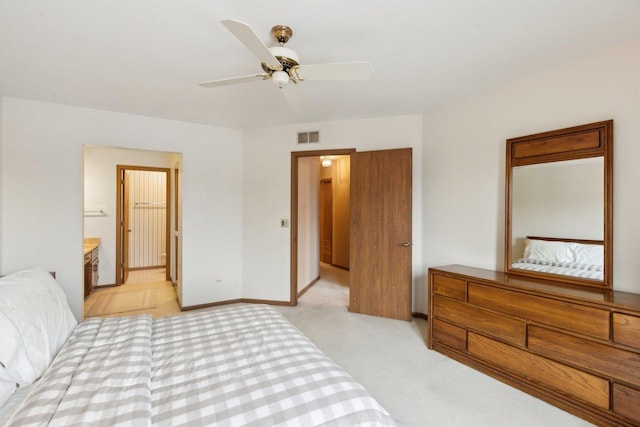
[201, 19, 373, 102]
[272, 70, 290, 88]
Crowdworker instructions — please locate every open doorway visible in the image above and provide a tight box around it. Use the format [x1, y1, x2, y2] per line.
[291, 148, 413, 320]
[291, 149, 354, 307]
[83, 146, 182, 318]
[319, 157, 351, 270]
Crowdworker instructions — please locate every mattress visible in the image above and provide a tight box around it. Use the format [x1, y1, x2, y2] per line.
[512, 259, 603, 281]
[3, 304, 401, 426]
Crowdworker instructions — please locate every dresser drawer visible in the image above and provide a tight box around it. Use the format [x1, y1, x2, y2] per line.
[528, 325, 640, 386]
[432, 274, 466, 301]
[433, 295, 525, 346]
[612, 383, 640, 424]
[468, 332, 610, 409]
[432, 318, 466, 351]
[613, 312, 640, 350]
[468, 283, 610, 340]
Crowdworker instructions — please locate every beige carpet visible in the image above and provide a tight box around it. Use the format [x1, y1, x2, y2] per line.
[86, 288, 158, 317]
[273, 263, 591, 427]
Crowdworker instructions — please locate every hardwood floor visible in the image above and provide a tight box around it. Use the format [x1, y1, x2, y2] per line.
[84, 268, 181, 319]
[84, 264, 345, 320]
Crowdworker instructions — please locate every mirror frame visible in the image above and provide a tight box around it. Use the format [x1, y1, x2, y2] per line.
[505, 120, 613, 289]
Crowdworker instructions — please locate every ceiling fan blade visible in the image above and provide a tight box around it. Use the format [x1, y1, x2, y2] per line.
[199, 74, 269, 88]
[221, 19, 282, 71]
[280, 85, 312, 112]
[291, 62, 374, 81]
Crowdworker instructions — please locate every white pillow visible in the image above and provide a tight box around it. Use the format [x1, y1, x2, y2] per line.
[0, 365, 18, 408]
[571, 242, 604, 267]
[523, 238, 573, 263]
[0, 266, 77, 386]
[0, 310, 38, 387]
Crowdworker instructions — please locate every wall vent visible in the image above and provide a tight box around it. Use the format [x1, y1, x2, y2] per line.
[297, 131, 320, 144]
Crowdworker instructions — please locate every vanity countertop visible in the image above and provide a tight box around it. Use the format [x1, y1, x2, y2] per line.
[83, 237, 100, 255]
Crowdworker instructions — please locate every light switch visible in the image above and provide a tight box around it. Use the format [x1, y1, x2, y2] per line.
[281, 219, 289, 228]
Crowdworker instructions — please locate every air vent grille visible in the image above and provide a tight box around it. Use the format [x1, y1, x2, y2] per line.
[297, 131, 320, 144]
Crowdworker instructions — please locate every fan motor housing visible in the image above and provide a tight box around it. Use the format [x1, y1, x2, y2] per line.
[261, 46, 300, 73]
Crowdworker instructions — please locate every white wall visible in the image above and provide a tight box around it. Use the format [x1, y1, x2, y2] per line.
[0, 100, 3, 266]
[6, 39, 638, 319]
[83, 146, 178, 285]
[1, 98, 244, 319]
[242, 115, 424, 309]
[297, 156, 320, 293]
[422, 37, 640, 294]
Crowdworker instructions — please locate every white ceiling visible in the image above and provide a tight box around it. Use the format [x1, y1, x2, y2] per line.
[2, 0, 640, 130]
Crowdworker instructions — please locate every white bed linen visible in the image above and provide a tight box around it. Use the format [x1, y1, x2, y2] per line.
[0, 367, 17, 408]
[4, 315, 152, 426]
[0, 384, 33, 426]
[0, 267, 77, 387]
[4, 305, 401, 427]
[512, 259, 603, 281]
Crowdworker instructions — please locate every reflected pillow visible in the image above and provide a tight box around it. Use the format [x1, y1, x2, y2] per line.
[523, 238, 573, 263]
[571, 242, 604, 267]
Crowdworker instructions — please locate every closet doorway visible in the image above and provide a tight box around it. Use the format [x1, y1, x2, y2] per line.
[116, 166, 170, 286]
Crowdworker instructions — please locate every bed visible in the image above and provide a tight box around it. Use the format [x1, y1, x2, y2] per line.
[0, 267, 401, 426]
[511, 236, 604, 281]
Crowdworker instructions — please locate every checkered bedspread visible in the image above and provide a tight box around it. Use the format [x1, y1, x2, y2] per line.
[5, 305, 401, 426]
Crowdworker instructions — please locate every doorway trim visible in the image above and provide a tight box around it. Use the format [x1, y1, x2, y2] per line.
[174, 164, 180, 289]
[290, 149, 355, 305]
[116, 165, 172, 286]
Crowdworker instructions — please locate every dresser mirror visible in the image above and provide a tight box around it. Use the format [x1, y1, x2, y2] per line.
[505, 120, 613, 288]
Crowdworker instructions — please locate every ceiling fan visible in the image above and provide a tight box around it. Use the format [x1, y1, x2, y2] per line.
[199, 19, 374, 107]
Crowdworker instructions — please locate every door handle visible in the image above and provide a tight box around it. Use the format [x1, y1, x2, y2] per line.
[399, 242, 413, 247]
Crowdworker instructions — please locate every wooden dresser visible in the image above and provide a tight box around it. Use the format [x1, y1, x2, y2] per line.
[428, 264, 640, 426]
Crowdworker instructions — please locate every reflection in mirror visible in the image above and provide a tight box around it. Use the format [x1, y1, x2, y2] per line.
[504, 120, 612, 289]
[510, 158, 604, 281]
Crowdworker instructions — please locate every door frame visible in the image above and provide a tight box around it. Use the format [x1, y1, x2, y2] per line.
[290, 149, 355, 304]
[116, 165, 171, 286]
[174, 164, 180, 289]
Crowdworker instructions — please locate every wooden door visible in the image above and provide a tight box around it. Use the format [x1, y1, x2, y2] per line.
[123, 171, 130, 284]
[320, 179, 333, 264]
[174, 166, 180, 286]
[349, 148, 412, 321]
[116, 167, 130, 286]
